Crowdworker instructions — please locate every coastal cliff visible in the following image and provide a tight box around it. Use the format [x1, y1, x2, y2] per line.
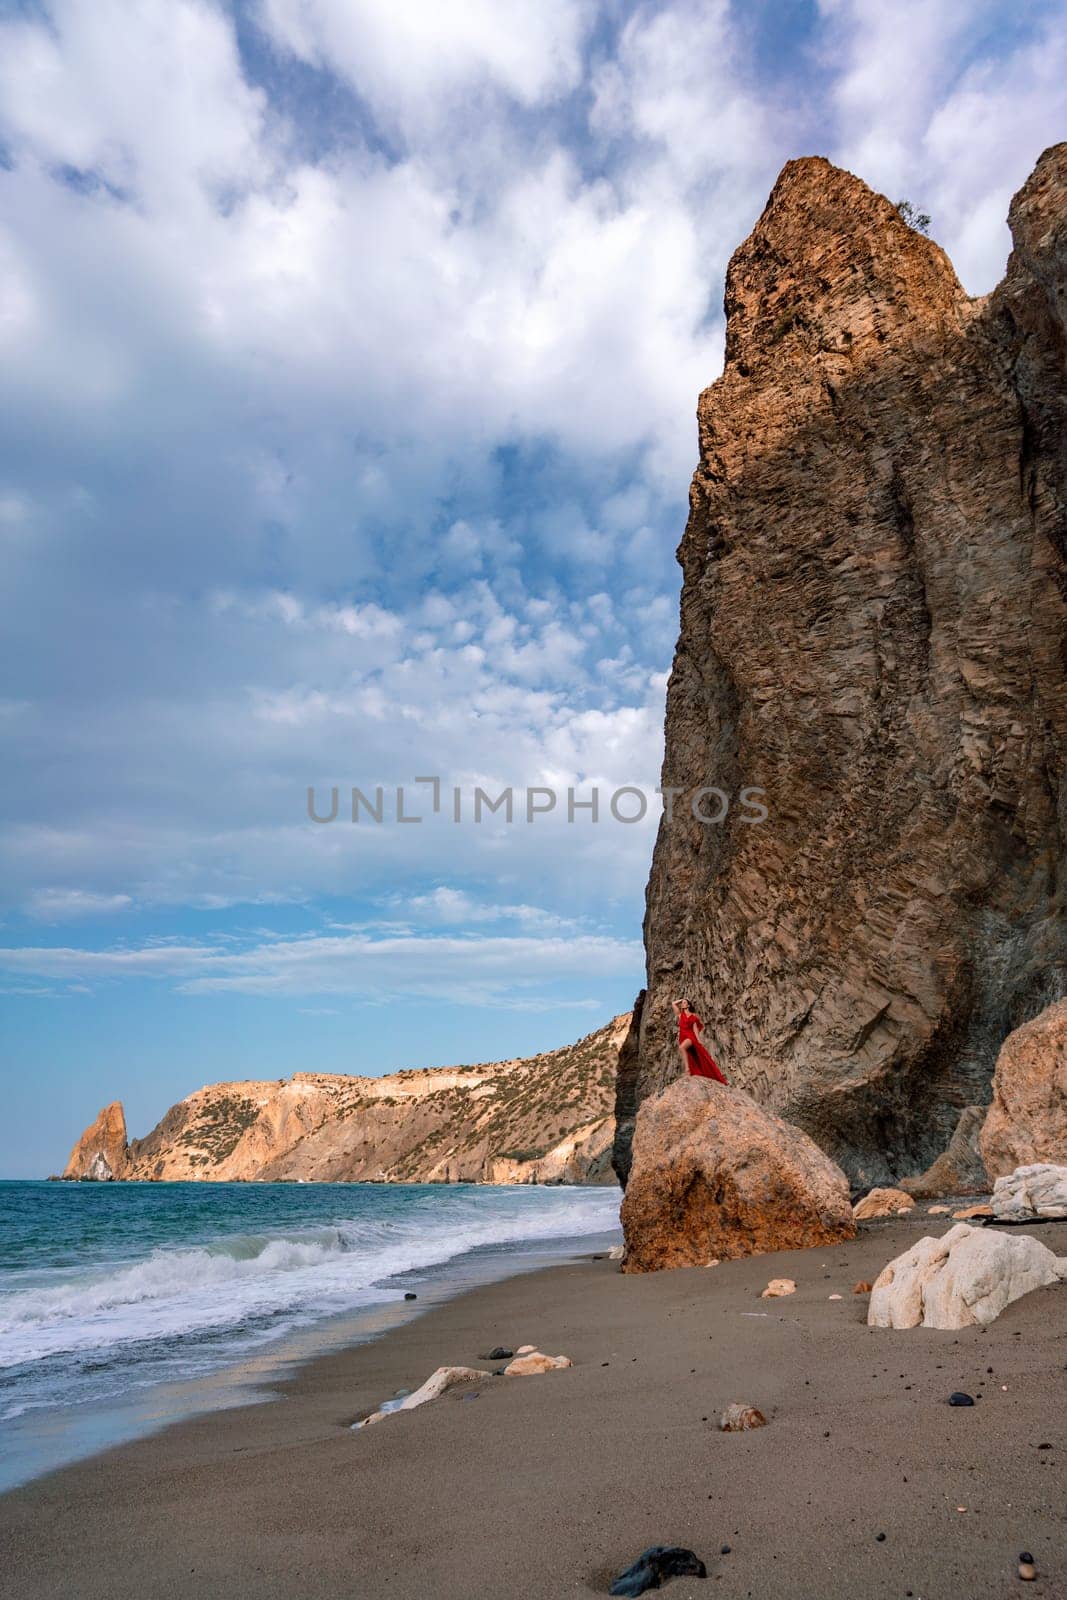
[62, 1014, 629, 1184]
[617, 146, 1067, 1190]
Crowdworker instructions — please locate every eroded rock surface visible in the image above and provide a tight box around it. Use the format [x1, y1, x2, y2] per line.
[63, 1102, 128, 1181]
[899, 1106, 989, 1198]
[620, 1075, 855, 1273]
[869, 1222, 1066, 1329]
[980, 1000, 1067, 1179]
[992, 1163, 1067, 1221]
[617, 146, 1067, 1189]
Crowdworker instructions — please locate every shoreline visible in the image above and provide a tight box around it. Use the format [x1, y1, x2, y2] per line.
[2, 1213, 1065, 1599]
[0, 1206, 623, 1496]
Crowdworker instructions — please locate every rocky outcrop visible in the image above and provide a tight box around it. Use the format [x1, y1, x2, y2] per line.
[869, 1221, 1067, 1329]
[992, 1163, 1067, 1221]
[619, 1075, 855, 1273]
[979, 1000, 1067, 1178]
[617, 145, 1067, 1190]
[898, 1106, 989, 1198]
[62, 1101, 129, 1180]
[63, 1016, 629, 1185]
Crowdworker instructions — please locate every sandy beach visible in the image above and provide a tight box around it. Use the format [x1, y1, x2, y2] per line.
[1, 1213, 1065, 1600]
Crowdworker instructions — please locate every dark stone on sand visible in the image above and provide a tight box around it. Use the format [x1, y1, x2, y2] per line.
[876, 1533, 886, 1542]
[404, 1292, 417, 1300]
[949, 1393, 975, 1406]
[609, 1546, 708, 1596]
[484, 1347, 513, 1360]
[720, 1545, 731, 1555]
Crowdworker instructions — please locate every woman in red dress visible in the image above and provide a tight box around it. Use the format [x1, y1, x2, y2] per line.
[672, 997, 727, 1083]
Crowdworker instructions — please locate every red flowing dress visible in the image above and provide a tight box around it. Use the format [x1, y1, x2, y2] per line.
[678, 1010, 727, 1083]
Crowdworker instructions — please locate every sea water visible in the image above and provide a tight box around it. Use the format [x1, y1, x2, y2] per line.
[0, 1179, 621, 1489]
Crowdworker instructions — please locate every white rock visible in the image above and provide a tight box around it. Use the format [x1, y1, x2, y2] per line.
[868, 1223, 1067, 1330]
[992, 1163, 1067, 1221]
[357, 1365, 489, 1426]
[608, 1243, 625, 1261]
[516, 1343, 537, 1355]
[760, 1277, 796, 1298]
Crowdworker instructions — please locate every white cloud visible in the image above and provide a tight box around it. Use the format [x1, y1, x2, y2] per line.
[0, 0, 1062, 947]
[817, 0, 1067, 290]
[258, 0, 590, 131]
[27, 888, 134, 921]
[0, 926, 642, 1006]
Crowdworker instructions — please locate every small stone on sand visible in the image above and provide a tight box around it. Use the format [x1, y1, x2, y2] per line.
[719, 1403, 767, 1432]
[609, 1547, 707, 1597]
[949, 1392, 975, 1406]
[504, 1351, 572, 1376]
[1019, 1552, 1037, 1581]
[853, 1280, 873, 1294]
[761, 1278, 796, 1298]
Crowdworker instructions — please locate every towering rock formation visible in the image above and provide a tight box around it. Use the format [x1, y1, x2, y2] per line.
[62, 1015, 628, 1184]
[63, 1101, 129, 1180]
[617, 147, 1067, 1189]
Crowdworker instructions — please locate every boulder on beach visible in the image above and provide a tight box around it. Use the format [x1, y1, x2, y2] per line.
[980, 1001, 1067, 1179]
[853, 1187, 915, 1219]
[868, 1223, 1067, 1330]
[619, 1076, 855, 1274]
[992, 1164, 1067, 1222]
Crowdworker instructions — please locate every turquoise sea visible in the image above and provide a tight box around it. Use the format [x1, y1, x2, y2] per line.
[0, 1179, 621, 1490]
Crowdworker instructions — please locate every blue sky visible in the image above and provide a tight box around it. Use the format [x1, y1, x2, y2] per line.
[1, 0, 1065, 1176]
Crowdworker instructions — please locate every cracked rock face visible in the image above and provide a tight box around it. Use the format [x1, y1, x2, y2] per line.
[63, 1101, 129, 1181]
[617, 147, 1067, 1189]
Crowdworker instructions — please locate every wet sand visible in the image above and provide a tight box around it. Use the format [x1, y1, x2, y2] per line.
[1, 1214, 1065, 1600]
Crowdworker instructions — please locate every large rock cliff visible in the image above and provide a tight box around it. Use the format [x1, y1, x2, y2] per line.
[617, 146, 1067, 1189]
[64, 1015, 628, 1184]
[63, 1100, 129, 1180]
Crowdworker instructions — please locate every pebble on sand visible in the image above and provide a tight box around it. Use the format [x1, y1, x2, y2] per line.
[949, 1392, 975, 1406]
[609, 1546, 707, 1597]
[719, 1403, 767, 1432]
[1019, 1553, 1037, 1581]
[761, 1278, 796, 1298]
[853, 1280, 873, 1294]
